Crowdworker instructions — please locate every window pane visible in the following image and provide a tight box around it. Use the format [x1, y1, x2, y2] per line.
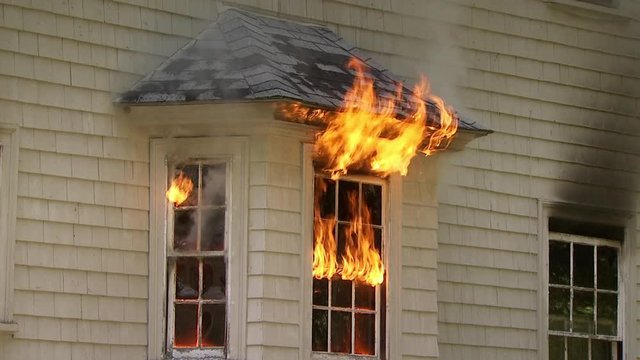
[550, 241, 570, 285]
[174, 209, 197, 251]
[312, 309, 328, 352]
[174, 304, 198, 347]
[315, 177, 335, 219]
[355, 282, 375, 310]
[597, 246, 618, 291]
[176, 258, 199, 299]
[338, 181, 359, 222]
[567, 336, 588, 360]
[201, 209, 225, 251]
[591, 339, 613, 360]
[330, 311, 352, 354]
[573, 244, 594, 288]
[354, 313, 375, 355]
[597, 292, 617, 336]
[174, 165, 198, 207]
[202, 163, 226, 206]
[203, 257, 225, 300]
[548, 335, 565, 360]
[573, 290, 595, 334]
[362, 184, 382, 226]
[549, 287, 570, 331]
[201, 304, 225, 347]
[313, 278, 328, 306]
[331, 279, 352, 308]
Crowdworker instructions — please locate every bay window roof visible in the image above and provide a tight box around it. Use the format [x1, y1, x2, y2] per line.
[116, 7, 489, 133]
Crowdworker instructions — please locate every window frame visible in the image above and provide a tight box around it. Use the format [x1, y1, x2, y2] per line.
[311, 174, 386, 359]
[0, 124, 18, 333]
[538, 203, 636, 360]
[149, 137, 248, 360]
[302, 143, 402, 360]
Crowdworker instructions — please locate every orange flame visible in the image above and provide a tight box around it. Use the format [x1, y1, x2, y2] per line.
[280, 58, 458, 178]
[312, 179, 384, 287]
[166, 172, 194, 206]
[341, 192, 384, 286]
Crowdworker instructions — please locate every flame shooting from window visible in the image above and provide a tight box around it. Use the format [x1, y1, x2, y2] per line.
[166, 172, 194, 206]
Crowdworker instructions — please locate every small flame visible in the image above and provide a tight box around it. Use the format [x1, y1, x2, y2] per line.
[312, 179, 384, 287]
[341, 192, 384, 286]
[166, 172, 194, 206]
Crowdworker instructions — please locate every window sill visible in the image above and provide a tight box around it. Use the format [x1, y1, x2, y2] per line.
[543, 0, 633, 20]
[312, 353, 378, 360]
[0, 322, 18, 333]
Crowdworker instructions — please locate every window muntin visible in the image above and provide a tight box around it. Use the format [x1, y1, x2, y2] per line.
[548, 232, 622, 360]
[167, 161, 228, 357]
[312, 175, 385, 358]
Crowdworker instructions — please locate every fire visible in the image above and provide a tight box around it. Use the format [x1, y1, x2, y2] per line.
[279, 58, 458, 178]
[340, 192, 384, 286]
[312, 179, 384, 287]
[166, 172, 194, 206]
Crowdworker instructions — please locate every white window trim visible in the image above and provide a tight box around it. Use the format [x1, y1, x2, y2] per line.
[538, 202, 637, 360]
[149, 137, 248, 360]
[301, 144, 402, 360]
[0, 124, 19, 333]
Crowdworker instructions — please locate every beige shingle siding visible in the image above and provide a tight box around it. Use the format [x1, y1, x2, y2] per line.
[437, 0, 640, 359]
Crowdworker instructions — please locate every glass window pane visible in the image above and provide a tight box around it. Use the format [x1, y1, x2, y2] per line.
[549, 287, 570, 331]
[567, 336, 588, 360]
[176, 258, 199, 299]
[201, 209, 225, 251]
[201, 304, 225, 347]
[315, 177, 335, 219]
[550, 241, 570, 285]
[597, 246, 618, 291]
[173, 165, 198, 207]
[202, 163, 226, 206]
[362, 184, 382, 226]
[548, 335, 565, 360]
[330, 311, 352, 354]
[174, 209, 197, 251]
[573, 290, 595, 334]
[337, 180, 359, 222]
[597, 292, 617, 336]
[203, 257, 225, 300]
[354, 313, 375, 355]
[331, 279, 352, 308]
[591, 339, 613, 360]
[573, 244, 594, 288]
[312, 309, 328, 352]
[355, 282, 375, 310]
[174, 304, 198, 347]
[313, 278, 328, 306]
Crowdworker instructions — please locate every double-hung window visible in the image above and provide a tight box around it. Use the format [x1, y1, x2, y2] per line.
[149, 137, 247, 360]
[311, 175, 386, 358]
[548, 231, 622, 360]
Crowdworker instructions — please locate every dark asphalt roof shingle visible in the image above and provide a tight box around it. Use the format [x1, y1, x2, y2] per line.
[117, 8, 489, 133]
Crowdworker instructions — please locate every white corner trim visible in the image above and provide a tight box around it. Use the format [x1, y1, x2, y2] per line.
[0, 124, 19, 324]
[0, 322, 18, 333]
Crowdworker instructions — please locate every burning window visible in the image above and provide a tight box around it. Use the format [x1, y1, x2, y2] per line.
[548, 229, 622, 360]
[166, 161, 227, 356]
[312, 175, 385, 357]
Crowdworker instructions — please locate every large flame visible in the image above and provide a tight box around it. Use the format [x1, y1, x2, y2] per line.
[280, 58, 458, 178]
[312, 179, 384, 287]
[166, 172, 194, 206]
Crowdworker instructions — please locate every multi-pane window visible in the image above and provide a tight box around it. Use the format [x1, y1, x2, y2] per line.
[312, 175, 385, 358]
[167, 161, 228, 356]
[548, 232, 622, 360]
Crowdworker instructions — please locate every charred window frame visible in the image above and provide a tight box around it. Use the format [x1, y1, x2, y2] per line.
[166, 161, 229, 358]
[547, 220, 624, 360]
[311, 175, 387, 359]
